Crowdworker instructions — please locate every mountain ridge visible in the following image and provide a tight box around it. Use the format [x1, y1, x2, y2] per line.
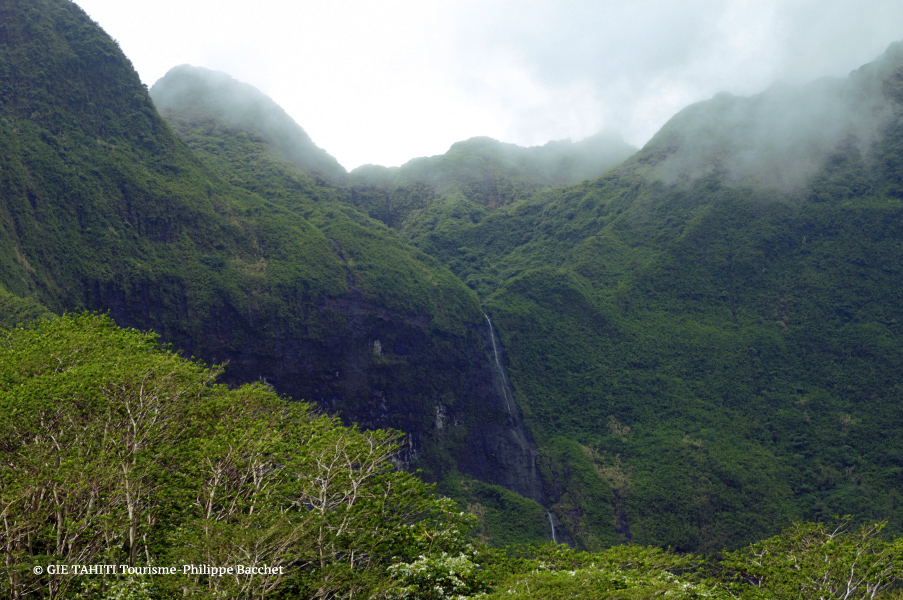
[628, 40, 903, 192]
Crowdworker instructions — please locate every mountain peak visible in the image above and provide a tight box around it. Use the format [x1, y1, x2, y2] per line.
[150, 65, 346, 179]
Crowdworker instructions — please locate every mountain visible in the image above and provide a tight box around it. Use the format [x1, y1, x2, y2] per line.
[147, 45, 903, 552]
[5, 0, 903, 556]
[405, 41, 903, 550]
[0, 0, 550, 545]
[151, 64, 346, 181]
[348, 133, 636, 230]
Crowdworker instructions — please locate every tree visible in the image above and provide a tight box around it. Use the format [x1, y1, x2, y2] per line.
[719, 518, 903, 600]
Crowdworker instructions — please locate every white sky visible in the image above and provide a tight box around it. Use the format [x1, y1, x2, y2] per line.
[75, 0, 903, 171]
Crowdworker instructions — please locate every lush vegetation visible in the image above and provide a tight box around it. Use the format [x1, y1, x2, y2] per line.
[3, 314, 903, 599]
[4, 0, 903, 574]
[409, 168, 903, 549]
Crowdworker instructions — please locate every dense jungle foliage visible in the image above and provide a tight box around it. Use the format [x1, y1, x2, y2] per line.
[3, 0, 903, 582]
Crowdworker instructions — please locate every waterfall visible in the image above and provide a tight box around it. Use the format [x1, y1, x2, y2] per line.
[484, 313, 513, 415]
[547, 511, 558, 543]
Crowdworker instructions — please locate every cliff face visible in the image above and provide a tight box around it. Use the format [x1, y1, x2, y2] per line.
[94, 272, 544, 501]
[462, 315, 544, 503]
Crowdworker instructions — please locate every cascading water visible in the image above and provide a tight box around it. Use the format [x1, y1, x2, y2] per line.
[484, 313, 513, 415]
[481, 312, 550, 523]
[547, 511, 558, 544]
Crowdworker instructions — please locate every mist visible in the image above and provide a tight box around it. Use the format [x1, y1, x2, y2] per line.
[635, 41, 903, 190]
[75, 0, 903, 170]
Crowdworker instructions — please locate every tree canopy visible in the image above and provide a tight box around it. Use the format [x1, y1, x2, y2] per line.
[0, 313, 479, 599]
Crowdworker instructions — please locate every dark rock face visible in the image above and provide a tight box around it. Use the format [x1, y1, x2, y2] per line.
[90, 276, 545, 504]
[461, 414, 544, 503]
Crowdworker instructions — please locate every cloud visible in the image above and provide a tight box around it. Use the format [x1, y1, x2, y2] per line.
[446, 0, 903, 148]
[75, 0, 903, 168]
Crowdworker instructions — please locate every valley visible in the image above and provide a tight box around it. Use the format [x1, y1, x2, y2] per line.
[2, 1, 903, 597]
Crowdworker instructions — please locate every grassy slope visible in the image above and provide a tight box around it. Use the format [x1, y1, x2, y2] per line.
[149, 73, 478, 331]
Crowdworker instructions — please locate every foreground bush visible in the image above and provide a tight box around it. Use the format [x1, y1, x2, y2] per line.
[719, 519, 903, 600]
[478, 544, 725, 600]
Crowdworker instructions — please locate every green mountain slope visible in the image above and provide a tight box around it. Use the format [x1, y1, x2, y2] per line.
[150, 64, 561, 545]
[388, 43, 903, 551]
[0, 0, 550, 538]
